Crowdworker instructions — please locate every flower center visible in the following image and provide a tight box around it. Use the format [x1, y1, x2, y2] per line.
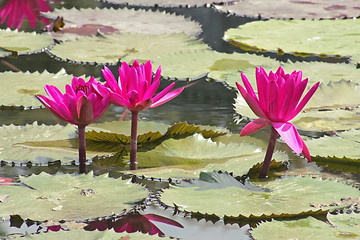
[76, 85, 89, 94]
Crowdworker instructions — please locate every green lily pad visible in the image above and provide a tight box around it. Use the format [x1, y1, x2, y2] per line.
[224, 19, 360, 61]
[0, 69, 85, 110]
[153, 49, 279, 84]
[47, 33, 209, 65]
[250, 213, 360, 240]
[215, 0, 360, 19]
[86, 121, 228, 144]
[0, 122, 112, 164]
[0, 29, 53, 57]
[44, 7, 201, 41]
[159, 176, 360, 218]
[304, 129, 360, 160]
[8, 228, 169, 239]
[235, 80, 360, 131]
[0, 172, 148, 221]
[98, 0, 235, 7]
[124, 133, 288, 179]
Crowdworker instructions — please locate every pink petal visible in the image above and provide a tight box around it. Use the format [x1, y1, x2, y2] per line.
[153, 65, 161, 83]
[142, 79, 160, 100]
[268, 80, 280, 120]
[37, 95, 74, 124]
[102, 66, 121, 93]
[256, 67, 270, 112]
[127, 90, 140, 106]
[93, 95, 110, 120]
[44, 85, 64, 102]
[131, 99, 152, 112]
[241, 72, 258, 101]
[301, 138, 311, 162]
[65, 84, 75, 96]
[150, 87, 183, 108]
[290, 81, 320, 119]
[236, 82, 267, 119]
[76, 95, 94, 126]
[151, 82, 175, 103]
[144, 61, 153, 84]
[240, 118, 269, 136]
[144, 214, 184, 228]
[110, 92, 129, 108]
[272, 122, 303, 154]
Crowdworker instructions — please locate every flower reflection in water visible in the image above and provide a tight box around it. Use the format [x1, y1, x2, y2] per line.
[0, 0, 52, 29]
[85, 212, 184, 236]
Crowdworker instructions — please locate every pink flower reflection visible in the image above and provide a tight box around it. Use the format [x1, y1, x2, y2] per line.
[0, 0, 52, 29]
[85, 212, 184, 236]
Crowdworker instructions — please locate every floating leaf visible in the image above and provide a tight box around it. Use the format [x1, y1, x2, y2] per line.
[0, 122, 112, 164]
[0, 69, 84, 110]
[98, 0, 236, 7]
[153, 49, 279, 85]
[86, 121, 228, 144]
[0, 29, 53, 57]
[159, 176, 360, 218]
[250, 212, 360, 240]
[224, 19, 360, 61]
[304, 129, 360, 160]
[125, 134, 287, 179]
[0, 172, 148, 221]
[44, 7, 201, 41]
[8, 229, 170, 239]
[235, 80, 360, 131]
[312, 156, 360, 174]
[47, 33, 208, 65]
[215, 0, 360, 19]
[224, 209, 328, 228]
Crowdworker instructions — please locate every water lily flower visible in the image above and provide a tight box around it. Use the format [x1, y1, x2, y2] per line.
[36, 76, 110, 173]
[0, 0, 52, 29]
[237, 66, 319, 177]
[102, 60, 184, 170]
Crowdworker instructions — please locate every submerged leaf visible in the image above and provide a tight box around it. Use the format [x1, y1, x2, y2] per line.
[160, 176, 360, 218]
[86, 121, 228, 144]
[44, 7, 201, 41]
[0, 172, 148, 221]
[0, 29, 53, 57]
[224, 19, 360, 61]
[47, 33, 208, 65]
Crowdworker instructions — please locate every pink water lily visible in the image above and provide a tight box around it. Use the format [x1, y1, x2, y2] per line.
[237, 66, 319, 177]
[102, 60, 184, 112]
[102, 60, 184, 170]
[36, 76, 110, 173]
[0, 0, 52, 29]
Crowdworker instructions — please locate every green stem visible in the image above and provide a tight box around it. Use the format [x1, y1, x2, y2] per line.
[130, 111, 139, 170]
[78, 125, 87, 174]
[259, 126, 278, 178]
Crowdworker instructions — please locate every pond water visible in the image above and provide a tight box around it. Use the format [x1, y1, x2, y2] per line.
[0, 0, 359, 240]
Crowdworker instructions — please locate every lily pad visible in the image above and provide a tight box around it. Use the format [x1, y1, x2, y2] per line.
[0, 122, 111, 164]
[159, 176, 360, 217]
[0, 172, 148, 221]
[86, 121, 228, 144]
[250, 213, 360, 240]
[304, 129, 360, 159]
[125, 133, 288, 179]
[97, 0, 236, 7]
[224, 19, 360, 61]
[235, 80, 360, 131]
[47, 33, 209, 65]
[215, 0, 360, 19]
[0, 69, 84, 110]
[0, 29, 53, 57]
[44, 7, 201, 41]
[8, 228, 170, 239]
[153, 49, 279, 84]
